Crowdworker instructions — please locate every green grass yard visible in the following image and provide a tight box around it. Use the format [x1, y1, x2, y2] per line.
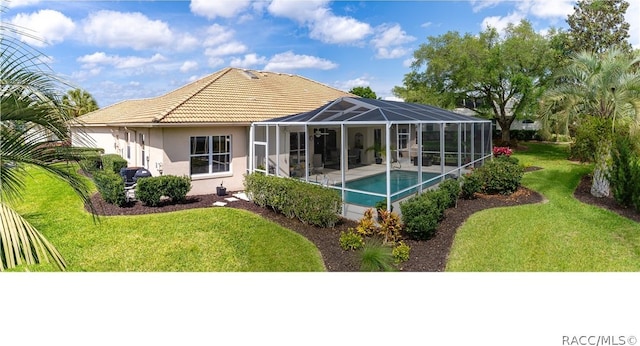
[12, 166, 325, 272]
[447, 142, 640, 271]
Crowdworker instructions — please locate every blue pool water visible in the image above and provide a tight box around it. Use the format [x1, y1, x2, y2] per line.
[339, 170, 440, 207]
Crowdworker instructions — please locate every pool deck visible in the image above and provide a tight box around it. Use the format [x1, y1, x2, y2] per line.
[302, 160, 472, 221]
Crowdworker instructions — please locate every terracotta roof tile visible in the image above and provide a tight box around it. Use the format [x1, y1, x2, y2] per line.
[76, 68, 353, 125]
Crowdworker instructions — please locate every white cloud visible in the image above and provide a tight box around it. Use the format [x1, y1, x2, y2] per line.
[481, 12, 525, 33]
[180, 60, 199, 73]
[470, 0, 506, 13]
[230, 54, 268, 68]
[205, 42, 247, 57]
[10, 10, 75, 47]
[82, 10, 174, 50]
[5, 0, 40, 8]
[421, 22, 432, 28]
[524, 0, 574, 19]
[371, 23, 415, 59]
[268, 0, 371, 44]
[264, 51, 337, 72]
[78, 52, 167, 69]
[403, 57, 416, 68]
[267, 0, 330, 22]
[203, 24, 236, 46]
[190, 0, 252, 19]
[335, 76, 371, 91]
[207, 57, 225, 69]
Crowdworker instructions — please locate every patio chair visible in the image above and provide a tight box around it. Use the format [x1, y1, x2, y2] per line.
[311, 153, 324, 174]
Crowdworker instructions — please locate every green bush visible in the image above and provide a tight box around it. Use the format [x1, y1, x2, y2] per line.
[101, 154, 127, 174]
[93, 170, 126, 206]
[400, 194, 440, 240]
[477, 159, 524, 195]
[610, 135, 640, 209]
[135, 177, 163, 206]
[392, 241, 411, 264]
[339, 230, 364, 251]
[461, 172, 482, 199]
[438, 178, 461, 208]
[569, 116, 612, 162]
[159, 175, 192, 203]
[244, 173, 342, 227]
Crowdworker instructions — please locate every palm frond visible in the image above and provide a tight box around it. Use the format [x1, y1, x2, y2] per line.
[0, 202, 67, 271]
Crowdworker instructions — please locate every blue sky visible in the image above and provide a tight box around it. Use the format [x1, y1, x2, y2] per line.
[5, 0, 640, 108]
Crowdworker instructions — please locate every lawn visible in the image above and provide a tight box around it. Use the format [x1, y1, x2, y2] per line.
[447, 142, 640, 271]
[11, 166, 325, 271]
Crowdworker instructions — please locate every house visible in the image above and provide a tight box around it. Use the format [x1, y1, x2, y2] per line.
[70, 67, 353, 195]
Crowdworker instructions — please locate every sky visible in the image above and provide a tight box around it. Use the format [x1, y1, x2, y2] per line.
[4, 0, 640, 108]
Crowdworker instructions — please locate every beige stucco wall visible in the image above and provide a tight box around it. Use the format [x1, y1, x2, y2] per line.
[162, 126, 249, 195]
[75, 124, 250, 196]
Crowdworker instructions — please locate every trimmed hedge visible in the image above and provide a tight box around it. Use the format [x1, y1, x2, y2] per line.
[101, 154, 127, 174]
[477, 158, 523, 195]
[400, 178, 460, 240]
[136, 175, 192, 206]
[93, 170, 126, 206]
[244, 173, 342, 228]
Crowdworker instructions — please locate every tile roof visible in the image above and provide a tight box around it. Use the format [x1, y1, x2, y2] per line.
[75, 67, 353, 126]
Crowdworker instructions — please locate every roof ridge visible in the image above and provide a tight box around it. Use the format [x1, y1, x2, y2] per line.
[152, 67, 234, 122]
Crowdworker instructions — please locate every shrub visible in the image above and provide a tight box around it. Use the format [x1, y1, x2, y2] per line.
[460, 172, 482, 199]
[135, 177, 163, 206]
[477, 159, 523, 195]
[492, 146, 513, 157]
[159, 175, 191, 203]
[244, 173, 342, 227]
[609, 135, 640, 208]
[392, 241, 411, 264]
[359, 238, 396, 272]
[101, 154, 127, 174]
[377, 209, 403, 244]
[569, 116, 612, 162]
[339, 230, 364, 251]
[355, 209, 377, 236]
[438, 178, 461, 208]
[93, 170, 126, 206]
[400, 194, 440, 240]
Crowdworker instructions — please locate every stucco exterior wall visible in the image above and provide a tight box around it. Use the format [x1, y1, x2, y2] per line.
[161, 126, 249, 195]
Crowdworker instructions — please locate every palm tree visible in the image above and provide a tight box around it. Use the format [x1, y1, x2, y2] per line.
[542, 49, 640, 197]
[1, 24, 93, 271]
[62, 88, 99, 117]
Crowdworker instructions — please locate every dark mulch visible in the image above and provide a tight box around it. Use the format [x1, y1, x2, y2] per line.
[87, 183, 546, 271]
[573, 174, 640, 223]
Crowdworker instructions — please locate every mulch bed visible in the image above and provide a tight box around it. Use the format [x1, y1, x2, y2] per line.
[86, 169, 640, 272]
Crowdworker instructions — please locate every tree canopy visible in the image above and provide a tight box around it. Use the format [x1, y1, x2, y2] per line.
[348, 86, 377, 99]
[62, 88, 99, 117]
[394, 20, 556, 142]
[567, 0, 632, 55]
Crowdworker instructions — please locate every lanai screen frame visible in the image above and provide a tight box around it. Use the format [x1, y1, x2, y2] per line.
[249, 97, 492, 216]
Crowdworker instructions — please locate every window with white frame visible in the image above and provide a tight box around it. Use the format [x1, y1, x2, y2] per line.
[139, 133, 146, 168]
[126, 132, 132, 160]
[190, 135, 231, 175]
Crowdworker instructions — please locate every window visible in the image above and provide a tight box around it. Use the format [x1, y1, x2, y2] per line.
[126, 132, 132, 159]
[139, 133, 146, 168]
[190, 135, 231, 175]
[289, 132, 305, 166]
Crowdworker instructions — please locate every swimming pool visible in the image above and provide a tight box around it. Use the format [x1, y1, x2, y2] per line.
[338, 170, 440, 207]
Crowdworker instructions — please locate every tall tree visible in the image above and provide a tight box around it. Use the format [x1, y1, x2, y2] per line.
[566, 0, 632, 55]
[62, 88, 99, 117]
[348, 86, 377, 99]
[542, 49, 640, 197]
[394, 20, 555, 142]
[1, 22, 93, 270]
